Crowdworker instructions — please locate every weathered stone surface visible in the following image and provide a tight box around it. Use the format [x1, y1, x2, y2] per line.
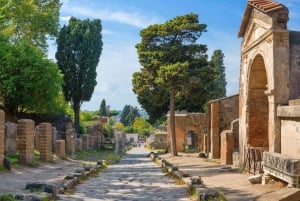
[38, 123, 53, 162]
[4, 121, 17, 155]
[264, 152, 300, 175]
[167, 112, 208, 152]
[55, 140, 65, 158]
[248, 174, 263, 184]
[17, 119, 35, 164]
[197, 188, 218, 201]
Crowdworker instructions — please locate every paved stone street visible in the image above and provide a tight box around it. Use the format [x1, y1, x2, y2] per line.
[61, 147, 190, 201]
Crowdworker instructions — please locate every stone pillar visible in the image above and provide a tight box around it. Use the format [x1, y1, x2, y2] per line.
[203, 134, 208, 154]
[220, 130, 234, 165]
[210, 102, 220, 158]
[82, 135, 89, 150]
[52, 127, 57, 149]
[18, 119, 35, 164]
[34, 126, 40, 150]
[55, 140, 65, 158]
[39, 123, 53, 162]
[66, 128, 75, 156]
[75, 138, 82, 152]
[5, 121, 17, 155]
[0, 110, 5, 166]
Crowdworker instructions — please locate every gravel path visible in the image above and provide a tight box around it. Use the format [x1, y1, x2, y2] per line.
[61, 147, 190, 201]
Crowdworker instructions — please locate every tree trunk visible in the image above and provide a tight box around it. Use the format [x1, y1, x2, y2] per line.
[169, 89, 177, 157]
[73, 102, 80, 136]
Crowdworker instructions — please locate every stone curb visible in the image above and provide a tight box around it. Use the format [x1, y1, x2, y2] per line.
[149, 153, 226, 201]
[1, 163, 105, 201]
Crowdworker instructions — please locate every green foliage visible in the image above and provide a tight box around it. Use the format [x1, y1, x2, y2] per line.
[208, 50, 227, 100]
[0, 0, 60, 51]
[124, 126, 133, 133]
[0, 194, 15, 201]
[120, 105, 140, 126]
[56, 17, 103, 134]
[99, 99, 107, 117]
[103, 123, 115, 138]
[0, 36, 63, 116]
[132, 117, 153, 137]
[109, 110, 119, 117]
[133, 13, 215, 123]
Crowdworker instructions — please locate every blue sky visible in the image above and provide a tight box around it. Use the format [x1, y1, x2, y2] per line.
[48, 0, 300, 111]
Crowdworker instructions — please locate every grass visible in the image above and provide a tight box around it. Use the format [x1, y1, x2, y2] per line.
[5, 150, 41, 168]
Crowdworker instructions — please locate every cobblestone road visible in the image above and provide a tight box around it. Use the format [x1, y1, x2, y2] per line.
[61, 147, 190, 201]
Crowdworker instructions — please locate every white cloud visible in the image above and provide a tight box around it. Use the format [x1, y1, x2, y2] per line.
[61, 5, 160, 28]
[60, 16, 71, 22]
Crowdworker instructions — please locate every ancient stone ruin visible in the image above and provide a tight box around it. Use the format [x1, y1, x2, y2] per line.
[166, 0, 300, 188]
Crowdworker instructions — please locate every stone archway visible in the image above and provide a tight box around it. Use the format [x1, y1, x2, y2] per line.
[247, 54, 269, 148]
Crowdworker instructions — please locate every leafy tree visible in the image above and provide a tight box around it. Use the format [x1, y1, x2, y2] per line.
[56, 17, 103, 134]
[120, 105, 140, 126]
[103, 123, 114, 138]
[0, 36, 63, 116]
[99, 99, 107, 117]
[0, 0, 60, 50]
[208, 50, 226, 99]
[115, 122, 124, 131]
[134, 14, 211, 156]
[109, 110, 119, 117]
[133, 117, 153, 137]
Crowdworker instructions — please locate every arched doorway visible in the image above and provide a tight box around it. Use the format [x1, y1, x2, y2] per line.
[247, 54, 269, 149]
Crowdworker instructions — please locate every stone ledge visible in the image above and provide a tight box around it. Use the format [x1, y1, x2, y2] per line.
[277, 106, 300, 117]
[263, 152, 300, 186]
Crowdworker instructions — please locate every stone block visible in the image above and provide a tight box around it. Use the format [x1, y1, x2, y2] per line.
[263, 152, 300, 186]
[75, 138, 82, 152]
[220, 130, 234, 165]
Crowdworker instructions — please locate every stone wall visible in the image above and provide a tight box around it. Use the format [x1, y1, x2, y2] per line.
[209, 95, 239, 159]
[277, 99, 300, 158]
[167, 112, 208, 152]
[289, 31, 300, 99]
[0, 110, 4, 166]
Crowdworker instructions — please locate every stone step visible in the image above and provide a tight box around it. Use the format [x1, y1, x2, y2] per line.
[257, 188, 300, 201]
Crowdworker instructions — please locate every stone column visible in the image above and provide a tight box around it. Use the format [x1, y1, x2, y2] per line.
[221, 130, 234, 165]
[52, 127, 57, 149]
[55, 140, 65, 158]
[18, 119, 35, 164]
[82, 135, 89, 150]
[39, 123, 53, 162]
[0, 110, 5, 166]
[66, 128, 75, 156]
[75, 138, 82, 152]
[210, 102, 220, 159]
[5, 121, 17, 155]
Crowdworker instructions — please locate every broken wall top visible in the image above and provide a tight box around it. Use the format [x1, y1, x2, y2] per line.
[238, 0, 289, 38]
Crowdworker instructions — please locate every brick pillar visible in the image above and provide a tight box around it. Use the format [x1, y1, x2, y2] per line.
[0, 110, 5, 166]
[39, 123, 53, 162]
[55, 140, 65, 158]
[18, 119, 35, 164]
[221, 130, 234, 165]
[66, 128, 75, 156]
[82, 135, 89, 150]
[210, 102, 220, 159]
[5, 121, 17, 155]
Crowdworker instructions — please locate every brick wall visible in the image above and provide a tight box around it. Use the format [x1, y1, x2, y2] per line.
[18, 119, 35, 164]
